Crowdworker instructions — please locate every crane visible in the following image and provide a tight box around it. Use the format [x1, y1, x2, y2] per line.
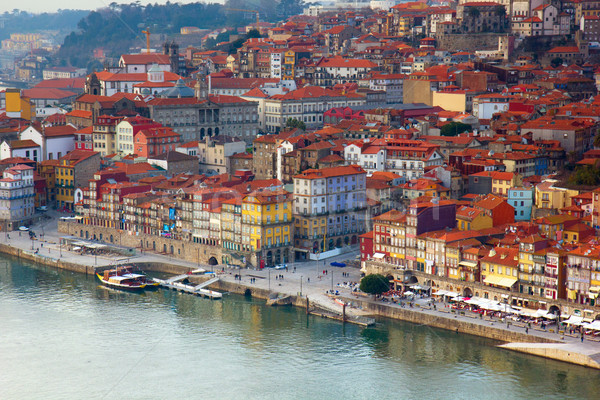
[142, 28, 151, 54]
[226, 8, 260, 32]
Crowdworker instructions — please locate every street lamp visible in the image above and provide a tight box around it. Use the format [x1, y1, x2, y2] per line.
[268, 268, 271, 290]
[300, 275, 303, 297]
[59, 238, 62, 258]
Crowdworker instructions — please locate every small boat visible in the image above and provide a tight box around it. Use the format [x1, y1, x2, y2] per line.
[96, 266, 159, 291]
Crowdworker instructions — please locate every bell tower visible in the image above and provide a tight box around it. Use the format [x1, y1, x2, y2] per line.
[194, 74, 208, 100]
[85, 72, 101, 95]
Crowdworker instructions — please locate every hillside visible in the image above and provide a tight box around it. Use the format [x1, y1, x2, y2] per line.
[57, 2, 230, 69]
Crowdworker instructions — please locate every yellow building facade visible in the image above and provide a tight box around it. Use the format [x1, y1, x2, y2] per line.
[242, 188, 293, 267]
[55, 161, 74, 210]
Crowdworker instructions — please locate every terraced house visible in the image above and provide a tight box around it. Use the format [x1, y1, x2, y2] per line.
[242, 187, 293, 268]
[293, 165, 367, 258]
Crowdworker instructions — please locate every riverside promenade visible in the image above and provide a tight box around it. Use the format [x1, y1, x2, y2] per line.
[3, 213, 600, 369]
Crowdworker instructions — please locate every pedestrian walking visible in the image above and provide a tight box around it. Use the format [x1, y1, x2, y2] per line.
[525, 327, 529, 334]
[293, 266, 296, 273]
[582, 334, 585, 343]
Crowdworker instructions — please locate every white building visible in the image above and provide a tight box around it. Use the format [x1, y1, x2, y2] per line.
[0, 164, 35, 230]
[473, 93, 513, 119]
[344, 139, 444, 180]
[0, 140, 42, 161]
[19, 124, 76, 161]
[344, 143, 386, 175]
[270, 52, 282, 80]
[368, 73, 405, 104]
[118, 54, 172, 74]
[42, 67, 86, 80]
[314, 57, 378, 87]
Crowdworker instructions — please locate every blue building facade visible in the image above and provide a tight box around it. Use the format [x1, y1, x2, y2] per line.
[508, 187, 534, 221]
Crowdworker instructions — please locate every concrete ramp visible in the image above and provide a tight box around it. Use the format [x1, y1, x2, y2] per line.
[500, 342, 600, 369]
[195, 276, 219, 290]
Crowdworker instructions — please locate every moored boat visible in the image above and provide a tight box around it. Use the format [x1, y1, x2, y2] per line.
[96, 266, 159, 291]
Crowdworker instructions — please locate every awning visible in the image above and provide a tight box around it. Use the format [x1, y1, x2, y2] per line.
[373, 253, 385, 259]
[483, 275, 518, 288]
[459, 260, 478, 268]
[563, 315, 584, 326]
[432, 290, 448, 296]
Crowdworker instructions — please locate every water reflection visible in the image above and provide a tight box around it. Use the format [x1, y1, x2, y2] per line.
[1, 255, 600, 400]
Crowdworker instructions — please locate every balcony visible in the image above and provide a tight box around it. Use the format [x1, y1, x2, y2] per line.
[544, 282, 557, 289]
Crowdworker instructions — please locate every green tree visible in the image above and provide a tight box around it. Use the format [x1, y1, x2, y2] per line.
[594, 133, 600, 148]
[246, 29, 261, 39]
[359, 274, 390, 296]
[568, 165, 600, 186]
[550, 57, 564, 67]
[440, 122, 471, 136]
[468, 7, 480, 18]
[276, 0, 305, 18]
[285, 118, 306, 130]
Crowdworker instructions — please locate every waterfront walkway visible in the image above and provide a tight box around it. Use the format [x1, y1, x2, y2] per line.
[6, 213, 600, 366]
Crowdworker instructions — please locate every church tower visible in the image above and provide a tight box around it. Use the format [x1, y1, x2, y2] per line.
[194, 74, 208, 100]
[85, 72, 101, 95]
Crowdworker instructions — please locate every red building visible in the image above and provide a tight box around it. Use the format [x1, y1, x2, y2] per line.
[134, 127, 181, 158]
[74, 126, 93, 151]
[473, 193, 515, 227]
[359, 231, 374, 263]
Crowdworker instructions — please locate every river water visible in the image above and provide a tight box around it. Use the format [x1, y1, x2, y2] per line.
[1, 256, 599, 400]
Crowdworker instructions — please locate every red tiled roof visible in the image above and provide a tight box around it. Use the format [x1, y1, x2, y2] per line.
[208, 94, 248, 104]
[316, 56, 378, 69]
[120, 54, 171, 65]
[22, 88, 76, 99]
[294, 165, 366, 180]
[547, 46, 580, 54]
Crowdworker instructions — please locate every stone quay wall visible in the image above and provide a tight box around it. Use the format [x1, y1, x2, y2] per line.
[58, 220, 223, 266]
[366, 260, 596, 318]
[342, 296, 558, 344]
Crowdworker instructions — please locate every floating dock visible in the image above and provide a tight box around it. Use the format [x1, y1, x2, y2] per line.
[154, 274, 222, 299]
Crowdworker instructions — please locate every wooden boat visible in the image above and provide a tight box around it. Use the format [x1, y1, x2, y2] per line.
[96, 266, 159, 291]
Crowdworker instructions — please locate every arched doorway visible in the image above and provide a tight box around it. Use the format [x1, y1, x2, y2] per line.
[336, 238, 342, 248]
[344, 236, 349, 245]
[351, 235, 358, 245]
[313, 241, 320, 253]
[462, 287, 473, 297]
[328, 239, 334, 250]
[275, 249, 281, 264]
[549, 305, 561, 317]
[283, 249, 289, 263]
[208, 256, 218, 265]
[266, 251, 273, 267]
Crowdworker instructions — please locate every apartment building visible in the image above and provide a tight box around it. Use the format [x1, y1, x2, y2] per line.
[293, 165, 367, 257]
[0, 164, 35, 230]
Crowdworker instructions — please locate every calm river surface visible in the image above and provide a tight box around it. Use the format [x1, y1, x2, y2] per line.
[1, 256, 600, 399]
